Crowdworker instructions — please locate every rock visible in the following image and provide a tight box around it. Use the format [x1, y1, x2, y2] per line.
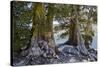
[21, 50, 29, 57]
[29, 47, 42, 56]
[88, 50, 97, 61]
[61, 45, 80, 56]
[12, 42, 97, 66]
[69, 57, 77, 63]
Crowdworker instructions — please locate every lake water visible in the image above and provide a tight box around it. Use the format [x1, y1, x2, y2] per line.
[91, 34, 97, 49]
[54, 31, 97, 49]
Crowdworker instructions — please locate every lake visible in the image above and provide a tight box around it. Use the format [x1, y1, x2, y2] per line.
[54, 31, 97, 49]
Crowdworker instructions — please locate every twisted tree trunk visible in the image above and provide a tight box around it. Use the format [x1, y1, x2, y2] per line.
[28, 3, 58, 57]
[73, 6, 88, 55]
[67, 6, 88, 55]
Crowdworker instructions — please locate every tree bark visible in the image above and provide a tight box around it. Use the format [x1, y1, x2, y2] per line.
[29, 3, 58, 57]
[66, 6, 78, 46]
[66, 5, 88, 54]
[73, 6, 88, 55]
[45, 4, 59, 54]
[67, 18, 78, 46]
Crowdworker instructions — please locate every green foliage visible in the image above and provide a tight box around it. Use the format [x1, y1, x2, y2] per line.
[12, 1, 32, 55]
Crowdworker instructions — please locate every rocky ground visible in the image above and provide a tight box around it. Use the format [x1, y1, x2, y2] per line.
[12, 41, 97, 66]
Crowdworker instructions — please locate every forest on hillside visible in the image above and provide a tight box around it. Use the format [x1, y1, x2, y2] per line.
[11, 1, 97, 66]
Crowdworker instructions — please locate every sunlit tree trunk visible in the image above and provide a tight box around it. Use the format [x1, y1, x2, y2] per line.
[31, 3, 46, 40]
[73, 6, 88, 54]
[45, 4, 58, 54]
[29, 3, 46, 56]
[29, 3, 57, 56]
[67, 5, 88, 54]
